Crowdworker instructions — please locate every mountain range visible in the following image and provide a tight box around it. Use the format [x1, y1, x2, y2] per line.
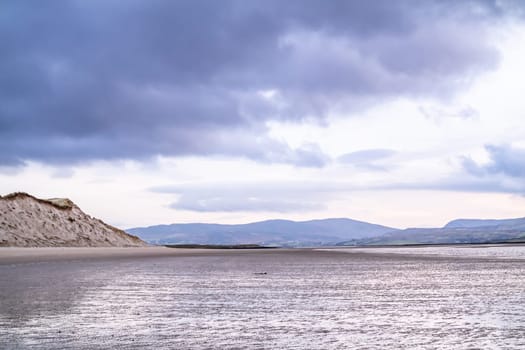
[128, 216, 525, 247]
[338, 217, 525, 246]
[2, 191, 523, 247]
[126, 218, 396, 247]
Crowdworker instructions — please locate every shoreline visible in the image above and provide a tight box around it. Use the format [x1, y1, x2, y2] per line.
[2, 243, 525, 266]
[0, 246, 287, 265]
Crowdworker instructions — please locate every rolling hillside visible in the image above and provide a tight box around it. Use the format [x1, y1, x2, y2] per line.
[338, 217, 525, 246]
[127, 218, 398, 246]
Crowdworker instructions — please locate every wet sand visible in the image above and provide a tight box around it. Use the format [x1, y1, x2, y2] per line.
[1, 246, 525, 349]
[0, 246, 512, 265]
[0, 246, 283, 265]
[3, 244, 523, 265]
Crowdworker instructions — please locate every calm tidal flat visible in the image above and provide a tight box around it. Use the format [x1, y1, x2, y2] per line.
[1, 246, 524, 349]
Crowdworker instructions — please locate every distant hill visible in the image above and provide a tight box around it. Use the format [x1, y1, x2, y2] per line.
[127, 218, 398, 246]
[0, 192, 146, 247]
[444, 217, 525, 230]
[338, 217, 525, 246]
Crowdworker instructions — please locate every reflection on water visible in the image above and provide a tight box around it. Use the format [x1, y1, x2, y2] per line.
[325, 244, 525, 260]
[1, 248, 524, 349]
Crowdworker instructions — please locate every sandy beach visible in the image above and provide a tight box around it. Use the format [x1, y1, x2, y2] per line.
[0, 246, 273, 265]
[1, 246, 525, 349]
[2, 244, 525, 266]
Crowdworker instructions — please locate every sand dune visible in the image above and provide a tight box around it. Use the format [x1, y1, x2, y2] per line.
[0, 192, 146, 247]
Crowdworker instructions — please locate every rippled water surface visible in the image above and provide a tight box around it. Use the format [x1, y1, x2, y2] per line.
[1, 247, 525, 349]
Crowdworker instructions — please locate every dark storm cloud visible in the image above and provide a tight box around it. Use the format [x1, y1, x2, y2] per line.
[0, 0, 512, 166]
[463, 144, 525, 178]
[370, 144, 525, 195]
[153, 143, 525, 211]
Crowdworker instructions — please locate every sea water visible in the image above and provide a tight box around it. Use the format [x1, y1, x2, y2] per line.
[1, 247, 524, 349]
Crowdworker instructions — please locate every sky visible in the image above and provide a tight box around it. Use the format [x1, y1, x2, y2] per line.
[1, 0, 525, 229]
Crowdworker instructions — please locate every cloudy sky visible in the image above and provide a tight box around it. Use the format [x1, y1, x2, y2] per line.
[2, 0, 525, 229]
